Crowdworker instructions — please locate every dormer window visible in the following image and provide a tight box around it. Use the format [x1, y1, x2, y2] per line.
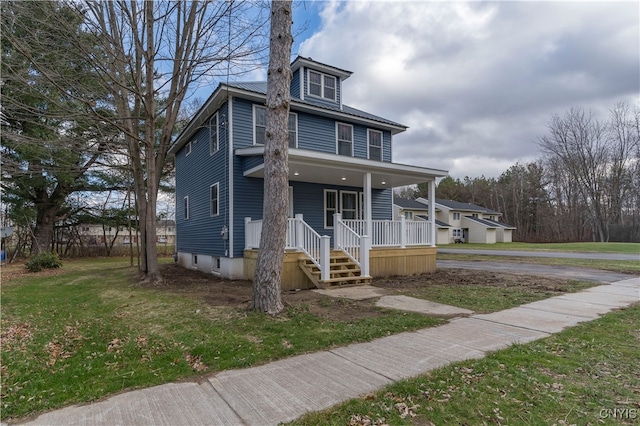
[308, 70, 336, 101]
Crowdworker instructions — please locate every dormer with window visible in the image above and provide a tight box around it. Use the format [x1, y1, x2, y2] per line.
[290, 56, 352, 109]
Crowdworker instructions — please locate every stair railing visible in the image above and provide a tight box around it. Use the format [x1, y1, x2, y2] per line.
[333, 213, 370, 277]
[293, 214, 330, 281]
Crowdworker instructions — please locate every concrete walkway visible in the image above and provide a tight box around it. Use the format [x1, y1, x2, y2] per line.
[11, 277, 639, 426]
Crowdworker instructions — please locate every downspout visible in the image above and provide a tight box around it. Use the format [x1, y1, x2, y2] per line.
[228, 94, 234, 258]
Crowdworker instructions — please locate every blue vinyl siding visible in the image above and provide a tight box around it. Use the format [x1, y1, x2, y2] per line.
[232, 98, 257, 148]
[175, 102, 229, 257]
[296, 111, 336, 154]
[291, 68, 301, 99]
[383, 132, 392, 162]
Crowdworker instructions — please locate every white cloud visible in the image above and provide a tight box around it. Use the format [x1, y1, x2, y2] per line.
[297, 1, 640, 178]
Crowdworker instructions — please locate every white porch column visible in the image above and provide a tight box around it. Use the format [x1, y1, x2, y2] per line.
[320, 235, 330, 281]
[364, 172, 372, 238]
[244, 217, 251, 249]
[429, 179, 436, 247]
[295, 214, 304, 250]
[333, 213, 342, 250]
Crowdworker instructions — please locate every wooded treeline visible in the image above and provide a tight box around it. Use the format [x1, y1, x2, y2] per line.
[404, 102, 640, 243]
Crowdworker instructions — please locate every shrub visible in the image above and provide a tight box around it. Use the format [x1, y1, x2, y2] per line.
[25, 252, 63, 273]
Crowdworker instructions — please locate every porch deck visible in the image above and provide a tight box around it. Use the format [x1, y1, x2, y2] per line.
[244, 214, 437, 290]
[243, 246, 437, 291]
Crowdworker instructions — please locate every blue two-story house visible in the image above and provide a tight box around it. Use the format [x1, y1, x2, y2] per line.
[169, 57, 448, 289]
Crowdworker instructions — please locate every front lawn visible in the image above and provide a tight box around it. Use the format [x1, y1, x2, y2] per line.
[0, 258, 616, 421]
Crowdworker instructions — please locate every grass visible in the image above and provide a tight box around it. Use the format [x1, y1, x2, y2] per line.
[1, 258, 442, 420]
[437, 253, 640, 274]
[2, 257, 635, 421]
[439, 241, 640, 254]
[290, 304, 640, 426]
[400, 281, 595, 313]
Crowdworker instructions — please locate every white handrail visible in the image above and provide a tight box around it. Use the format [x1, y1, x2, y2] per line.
[245, 215, 330, 281]
[335, 218, 361, 267]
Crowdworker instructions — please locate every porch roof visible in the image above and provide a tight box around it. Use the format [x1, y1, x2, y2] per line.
[237, 146, 448, 189]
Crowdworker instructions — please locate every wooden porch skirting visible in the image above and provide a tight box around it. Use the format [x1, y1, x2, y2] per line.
[243, 246, 437, 291]
[369, 246, 437, 278]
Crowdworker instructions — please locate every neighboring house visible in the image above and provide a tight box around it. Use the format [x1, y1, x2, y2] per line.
[169, 56, 448, 289]
[77, 220, 176, 246]
[393, 197, 450, 245]
[416, 198, 516, 244]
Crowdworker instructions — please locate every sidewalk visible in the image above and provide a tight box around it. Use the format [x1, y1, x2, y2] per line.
[11, 277, 639, 426]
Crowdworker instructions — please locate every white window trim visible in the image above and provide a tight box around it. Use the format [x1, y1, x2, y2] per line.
[336, 122, 354, 157]
[210, 183, 219, 217]
[324, 189, 337, 229]
[209, 113, 219, 155]
[186, 141, 192, 156]
[307, 69, 337, 101]
[367, 129, 383, 161]
[453, 212, 461, 221]
[184, 196, 190, 220]
[253, 104, 265, 146]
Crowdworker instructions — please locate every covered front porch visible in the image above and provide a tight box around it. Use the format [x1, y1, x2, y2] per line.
[237, 146, 447, 289]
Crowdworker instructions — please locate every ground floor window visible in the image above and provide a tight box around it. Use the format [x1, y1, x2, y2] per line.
[453, 229, 462, 238]
[324, 189, 365, 228]
[324, 190, 337, 228]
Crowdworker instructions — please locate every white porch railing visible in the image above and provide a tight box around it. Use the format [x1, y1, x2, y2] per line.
[245, 214, 432, 282]
[245, 215, 330, 281]
[339, 216, 432, 247]
[334, 214, 370, 277]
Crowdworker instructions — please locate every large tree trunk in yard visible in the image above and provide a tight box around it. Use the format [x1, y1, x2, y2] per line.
[252, 0, 293, 315]
[32, 206, 58, 254]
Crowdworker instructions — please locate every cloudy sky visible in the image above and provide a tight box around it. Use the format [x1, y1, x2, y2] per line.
[288, 1, 639, 179]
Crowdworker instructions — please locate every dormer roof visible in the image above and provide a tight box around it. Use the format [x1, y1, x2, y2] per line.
[290, 56, 353, 80]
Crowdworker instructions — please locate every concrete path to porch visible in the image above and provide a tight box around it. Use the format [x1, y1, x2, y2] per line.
[312, 285, 475, 316]
[11, 278, 639, 426]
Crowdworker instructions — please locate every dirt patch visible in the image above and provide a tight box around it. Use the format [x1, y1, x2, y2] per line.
[155, 263, 580, 322]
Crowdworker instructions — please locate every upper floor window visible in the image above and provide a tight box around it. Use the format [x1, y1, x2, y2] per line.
[184, 196, 190, 220]
[453, 212, 460, 220]
[308, 70, 336, 101]
[254, 105, 297, 147]
[209, 113, 219, 155]
[337, 122, 353, 156]
[472, 213, 478, 218]
[368, 129, 383, 161]
[186, 141, 192, 156]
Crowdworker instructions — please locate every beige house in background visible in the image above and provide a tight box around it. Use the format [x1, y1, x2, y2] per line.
[77, 220, 176, 246]
[394, 197, 515, 244]
[393, 198, 450, 245]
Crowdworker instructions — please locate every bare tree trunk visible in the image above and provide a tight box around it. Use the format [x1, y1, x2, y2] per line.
[252, 0, 293, 315]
